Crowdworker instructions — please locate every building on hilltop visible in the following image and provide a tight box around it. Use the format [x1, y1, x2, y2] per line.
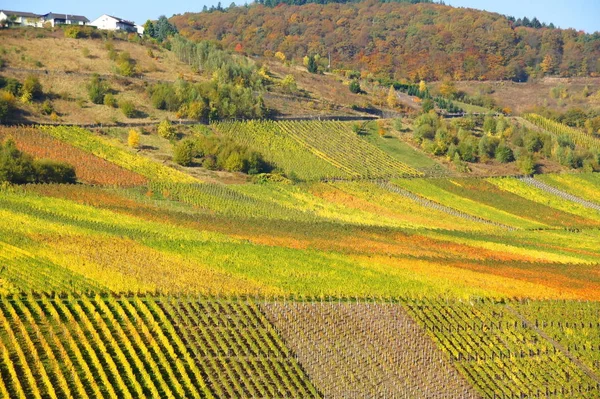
[41, 12, 90, 27]
[0, 10, 41, 27]
[91, 14, 137, 32]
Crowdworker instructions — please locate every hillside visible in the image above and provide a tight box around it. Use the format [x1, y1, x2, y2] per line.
[1, 8, 600, 398]
[0, 27, 407, 126]
[172, 1, 600, 81]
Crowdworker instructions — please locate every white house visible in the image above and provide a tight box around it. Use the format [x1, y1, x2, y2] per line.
[0, 10, 42, 27]
[91, 14, 136, 33]
[135, 24, 144, 35]
[40, 12, 90, 27]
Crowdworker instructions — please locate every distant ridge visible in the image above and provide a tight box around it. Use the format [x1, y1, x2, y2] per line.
[171, 1, 600, 81]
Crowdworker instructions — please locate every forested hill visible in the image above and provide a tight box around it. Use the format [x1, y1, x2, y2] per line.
[171, 0, 600, 82]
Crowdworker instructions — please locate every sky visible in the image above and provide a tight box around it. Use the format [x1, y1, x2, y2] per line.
[446, 0, 600, 33]
[2, 0, 599, 33]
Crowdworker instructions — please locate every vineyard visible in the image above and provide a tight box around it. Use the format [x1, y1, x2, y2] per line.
[41, 126, 198, 183]
[263, 301, 479, 398]
[1, 294, 599, 399]
[0, 127, 148, 187]
[1, 117, 600, 397]
[522, 114, 600, 152]
[214, 120, 421, 180]
[406, 298, 600, 399]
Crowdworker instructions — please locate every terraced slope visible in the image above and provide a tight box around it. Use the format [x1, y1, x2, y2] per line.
[262, 301, 480, 399]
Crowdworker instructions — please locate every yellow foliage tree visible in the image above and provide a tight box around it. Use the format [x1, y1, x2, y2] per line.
[386, 86, 397, 109]
[419, 80, 427, 94]
[274, 51, 286, 62]
[128, 129, 140, 148]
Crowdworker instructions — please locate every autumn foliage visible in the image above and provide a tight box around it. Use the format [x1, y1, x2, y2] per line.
[171, 1, 600, 81]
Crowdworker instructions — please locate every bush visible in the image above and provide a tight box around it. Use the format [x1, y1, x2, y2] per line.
[116, 52, 135, 77]
[21, 75, 43, 101]
[0, 139, 76, 184]
[88, 74, 109, 104]
[34, 160, 76, 183]
[40, 100, 54, 115]
[2, 78, 22, 96]
[349, 80, 361, 94]
[0, 90, 16, 124]
[173, 139, 196, 166]
[119, 100, 136, 118]
[158, 119, 177, 140]
[103, 93, 117, 108]
[393, 118, 403, 131]
[421, 99, 434, 113]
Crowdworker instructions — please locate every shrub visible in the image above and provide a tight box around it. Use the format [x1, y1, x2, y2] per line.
[349, 80, 361, 94]
[173, 139, 196, 166]
[119, 100, 136, 117]
[116, 52, 135, 77]
[2, 78, 22, 96]
[103, 93, 117, 107]
[81, 47, 91, 58]
[0, 90, 16, 124]
[0, 139, 76, 184]
[158, 119, 177, 140]
[21, 75, 43, 101]
[478, 135, 499, 159]
[393, 118, 403, 131]
[421, 99, 434, 113]
[40, 100, 54, 115]
[88, 74, 109, 104]
[34, 160, 76, 183]
[223, 152, 244, 172]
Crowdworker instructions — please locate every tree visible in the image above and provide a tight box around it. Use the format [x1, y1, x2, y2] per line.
[495, 143, 514, 163]
[154, 16, 178, 42]
[143, 20, 155, 37]
[419, 80, 427, 94]
[0, 139, 76, 184]
[307, 55, 318, 73]
[517, 154, 536, 175]
[280, 74, 297, 94]
[0, 139, 34, 184]
[483, 116, 496, 133]
[386, 86, 397, 108]
[439, 80, 456, 98]
[128, 130, 140, 148]
[224, 152, 244, 172]
[540, 54, 555, 74]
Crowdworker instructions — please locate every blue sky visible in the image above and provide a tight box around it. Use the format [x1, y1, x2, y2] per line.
[3, 0, 599, 33]
[446, 0, 599, 33]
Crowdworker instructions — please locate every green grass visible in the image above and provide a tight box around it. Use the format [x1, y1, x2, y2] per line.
[358, 121, 443, 171]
